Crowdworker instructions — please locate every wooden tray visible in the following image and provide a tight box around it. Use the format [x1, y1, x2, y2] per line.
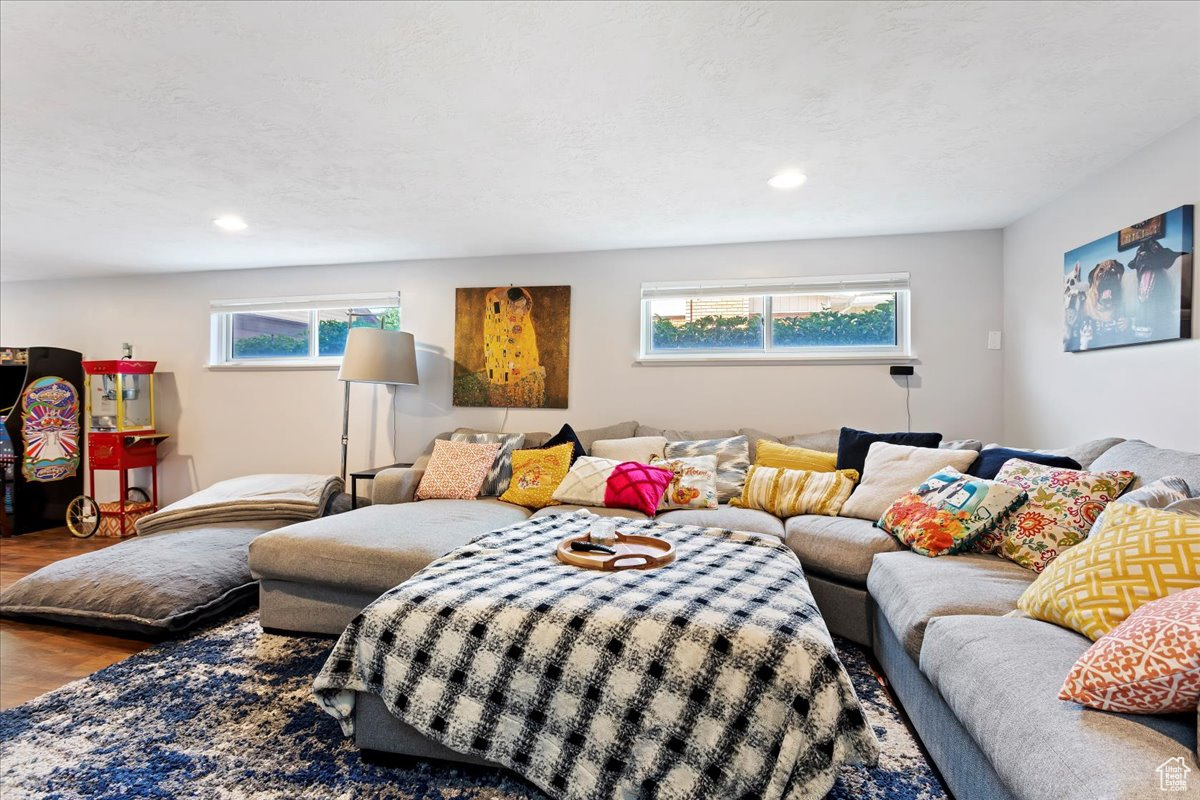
[556, 532, 676, 571]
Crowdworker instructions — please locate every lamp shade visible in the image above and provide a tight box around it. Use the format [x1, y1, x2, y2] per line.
[337, 329, 419, 385]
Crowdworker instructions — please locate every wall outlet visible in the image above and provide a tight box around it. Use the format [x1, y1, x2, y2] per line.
[987, 331, 1002, 350]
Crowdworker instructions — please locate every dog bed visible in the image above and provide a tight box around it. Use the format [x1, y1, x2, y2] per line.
[0, 474, 341, 636]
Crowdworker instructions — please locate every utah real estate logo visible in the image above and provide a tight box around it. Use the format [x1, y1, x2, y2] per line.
[1157, 757, 1191, 792]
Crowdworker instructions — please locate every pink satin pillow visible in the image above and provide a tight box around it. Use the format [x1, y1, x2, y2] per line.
[604, 462, 673, 516]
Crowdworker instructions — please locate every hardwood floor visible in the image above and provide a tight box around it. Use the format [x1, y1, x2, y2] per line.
[0, 527, 153, 710]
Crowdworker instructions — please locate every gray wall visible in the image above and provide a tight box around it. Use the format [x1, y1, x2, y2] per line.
[1, 229, 1003, 501]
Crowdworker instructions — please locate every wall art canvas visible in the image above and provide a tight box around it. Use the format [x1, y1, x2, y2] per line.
[1064, 205, 1194, 352]
[453, 285, 570, 408]
[20, 376, 81, 482]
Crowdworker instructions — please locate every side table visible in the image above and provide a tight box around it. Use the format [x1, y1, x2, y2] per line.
[349, 463, 414, 510]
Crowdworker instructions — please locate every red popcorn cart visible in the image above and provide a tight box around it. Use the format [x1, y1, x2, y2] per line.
[67, 360, 168, 538]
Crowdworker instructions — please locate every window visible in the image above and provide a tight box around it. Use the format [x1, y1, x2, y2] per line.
[639, 273, 910, 362]
[209, 293, 401, 367]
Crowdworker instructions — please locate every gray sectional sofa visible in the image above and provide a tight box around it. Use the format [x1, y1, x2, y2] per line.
[247, 424, 1200, 800]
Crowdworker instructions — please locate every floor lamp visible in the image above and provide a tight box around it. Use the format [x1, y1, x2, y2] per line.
[337, 328, 419, 482]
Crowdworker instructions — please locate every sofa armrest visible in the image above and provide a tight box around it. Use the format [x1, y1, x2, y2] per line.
[371, 467, 425, 505]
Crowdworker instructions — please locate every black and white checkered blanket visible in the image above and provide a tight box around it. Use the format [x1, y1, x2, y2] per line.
[313, 511, 879, 800]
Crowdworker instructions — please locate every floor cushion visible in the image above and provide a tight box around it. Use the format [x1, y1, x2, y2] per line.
[249, 500, 530, 596]
[868, 550, 1036, 660]
[920, 615, 1196, 800]
[0, 521, 280, 635]
[784, 514, 904, 584]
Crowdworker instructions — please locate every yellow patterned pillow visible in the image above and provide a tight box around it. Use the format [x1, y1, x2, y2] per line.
[499, 444, 574, 509]
[1017, 504, 1200, 640]
[731, 465, 859, 518]
[755, 441, 838, 472]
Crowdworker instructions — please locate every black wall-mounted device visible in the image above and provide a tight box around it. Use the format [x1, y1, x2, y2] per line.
[889, 365, 915, 376]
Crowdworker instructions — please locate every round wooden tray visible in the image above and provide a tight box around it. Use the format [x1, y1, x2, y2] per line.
[556, 532, 676, 571]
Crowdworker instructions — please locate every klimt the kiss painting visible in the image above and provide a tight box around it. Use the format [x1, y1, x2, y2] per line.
[1063, 205, 1193, 352]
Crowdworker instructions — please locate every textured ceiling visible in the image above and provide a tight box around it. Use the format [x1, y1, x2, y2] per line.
[2, 0, 1198, 281]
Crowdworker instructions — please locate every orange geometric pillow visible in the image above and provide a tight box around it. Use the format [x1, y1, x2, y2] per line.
[415, 439, 501, 501]
[1059, 588, 1200, 713]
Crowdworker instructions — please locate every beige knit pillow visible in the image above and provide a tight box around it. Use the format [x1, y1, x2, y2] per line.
[839, 441, 978, 520]
[415, 439, 501, 500]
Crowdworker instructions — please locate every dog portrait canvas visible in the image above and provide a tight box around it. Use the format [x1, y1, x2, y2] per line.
[453, 285, 570, 408]
[1063, 205, 1193, 352]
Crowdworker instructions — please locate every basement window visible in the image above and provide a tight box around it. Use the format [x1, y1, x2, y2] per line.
[638, 274, 911, 364]
[208, 292, 401, 369]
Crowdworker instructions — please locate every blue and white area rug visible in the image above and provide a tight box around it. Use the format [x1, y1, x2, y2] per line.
[0, 614, 947, 799]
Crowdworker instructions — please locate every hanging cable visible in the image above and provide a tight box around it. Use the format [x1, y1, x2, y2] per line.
[905, 375, 912, 432]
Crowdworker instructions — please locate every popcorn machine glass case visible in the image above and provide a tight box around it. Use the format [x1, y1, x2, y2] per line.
[86, 361, 155, 432]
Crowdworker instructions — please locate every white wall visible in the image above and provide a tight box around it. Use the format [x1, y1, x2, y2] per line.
[1002, 118, 1200, 452]
[1, 230, 1003, 502]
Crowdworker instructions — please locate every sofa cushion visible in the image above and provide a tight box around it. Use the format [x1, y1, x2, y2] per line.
[662, 428, 739, 441]
[868, 551, 1036, 660]
[919, 615, 1196, 800]
[784, 514, 904, 584]
[590, 436, 668, 463]
[835, 426, 942, 474]
[529, 505, 649, 521]
[248, 500, 530, 595]
[1090, 439, 1200, 491]
[657, 505, 785, 539]
[576, 421, 639, 451]
[967, 447, 1080, 480]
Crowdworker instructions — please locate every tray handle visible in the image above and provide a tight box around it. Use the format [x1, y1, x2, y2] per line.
[602, 552, 654, 570]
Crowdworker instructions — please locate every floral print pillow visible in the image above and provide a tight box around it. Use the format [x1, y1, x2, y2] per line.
[878, 468, 1028, 557]
[988, 459, 1134, 572]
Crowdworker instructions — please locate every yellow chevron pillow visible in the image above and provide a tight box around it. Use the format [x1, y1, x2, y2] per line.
[1017, 503, 1200, 640]
[730, 465, 859, 518]
[754, 440, 838, 472]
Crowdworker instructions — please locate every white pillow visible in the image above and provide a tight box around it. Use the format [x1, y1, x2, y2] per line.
[550, 456, 622, 507]
[839, 441, 978, 521]
[590, 436, 668, 463]
[652, 454, 719, 510]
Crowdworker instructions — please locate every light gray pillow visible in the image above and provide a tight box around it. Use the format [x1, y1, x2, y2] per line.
[664, 435, 751, 504]
[941, 439, 984, 452]
[450, 431, 526, 496]
[1088, 476, 1194, 537]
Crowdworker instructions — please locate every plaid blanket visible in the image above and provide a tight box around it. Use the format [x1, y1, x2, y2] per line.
[313, 511, 879, 800]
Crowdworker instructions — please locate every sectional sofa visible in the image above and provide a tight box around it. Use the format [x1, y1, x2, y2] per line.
[247, 423, 1200, 800]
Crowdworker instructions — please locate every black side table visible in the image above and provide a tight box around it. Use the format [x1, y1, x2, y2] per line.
[349, 463, 414, 509]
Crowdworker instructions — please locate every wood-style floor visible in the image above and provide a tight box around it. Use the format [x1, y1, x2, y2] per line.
[0, 527, 153, 710]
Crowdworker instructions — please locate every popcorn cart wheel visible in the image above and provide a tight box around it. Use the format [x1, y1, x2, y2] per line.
[66, 486, 154, 539]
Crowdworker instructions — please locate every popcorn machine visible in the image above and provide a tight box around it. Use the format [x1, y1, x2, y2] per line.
[67, 360, 168, 538]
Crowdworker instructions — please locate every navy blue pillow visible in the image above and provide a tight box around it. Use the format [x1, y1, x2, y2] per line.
[835, 427, 942, 474]
[541, 424, 586, 465]
[967, 448, 1081, 480]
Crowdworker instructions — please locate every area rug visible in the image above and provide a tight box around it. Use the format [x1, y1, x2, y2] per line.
[0, 614, 948, 799]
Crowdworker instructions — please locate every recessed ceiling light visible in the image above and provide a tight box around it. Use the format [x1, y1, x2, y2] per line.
[213, 215, 248, 232]
[768, 170, 807, 190]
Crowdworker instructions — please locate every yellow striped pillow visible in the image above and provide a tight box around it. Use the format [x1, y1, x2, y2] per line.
[731, 465, 860, 517]
[1017, 504, 1200, 640]
[754, 440, 838, 472]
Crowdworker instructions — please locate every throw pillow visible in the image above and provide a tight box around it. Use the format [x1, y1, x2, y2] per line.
[499, 444, 574, 509]
[651, 455, 719, 510]
[731, 465, 860, 518]
[604, 462, 674, 516]
[967, 447, 1082, 480]
[1059, 588, 1200, 714]
[754, 440, 837, 472]
[1087, 476, 1193, 537]
[1017, 504, 1200, 640]
[835, 427, 942, 474]
[987, 459, 1134, 571]
[550, 456, 622, 507]
[590, 436, 669, 463]
[877, 468, 1028, 558]
[663, 436, 751, 504]
[450, 431, 526, 496]
[541, 424, 586, 465]
[415, 440, 501, 501]
[838, 442, 978, 521]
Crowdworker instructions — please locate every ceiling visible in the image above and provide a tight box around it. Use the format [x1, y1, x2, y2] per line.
[2, 1, 1198, 282]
